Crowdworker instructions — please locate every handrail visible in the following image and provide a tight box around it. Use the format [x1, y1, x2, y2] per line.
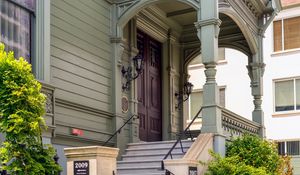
[161, 107, 203, 170]
[103, 114, 139, 146]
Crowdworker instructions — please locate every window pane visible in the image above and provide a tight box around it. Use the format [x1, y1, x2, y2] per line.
[278, 142, 285, 155]
[0, 0, 32, 62]
[273, 20, 282, 52]
[190, 91, 203, 119]
[220, 88, 225, 107]
[284, 16, 300, 50]
[275, 80, 294, 111]
[11, 0, 36, 12]
[297, 79, 300, 110]
[287, 141, 300, 156]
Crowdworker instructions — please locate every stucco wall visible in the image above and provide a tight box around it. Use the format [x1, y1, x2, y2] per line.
[263, 6, 300, 140]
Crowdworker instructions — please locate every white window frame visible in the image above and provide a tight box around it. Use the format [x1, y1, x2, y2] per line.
[188, 89, 203, 120]
[273, 77, 300, 114]
[273, 16, 300, 53]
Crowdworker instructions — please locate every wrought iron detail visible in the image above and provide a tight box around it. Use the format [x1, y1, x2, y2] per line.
[161, 108, 203, 170]
[40, 83, 55, 115]
[103, 114, 139, 146]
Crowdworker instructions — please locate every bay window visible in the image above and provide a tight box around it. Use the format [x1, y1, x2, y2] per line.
[0, 0, 35, 62]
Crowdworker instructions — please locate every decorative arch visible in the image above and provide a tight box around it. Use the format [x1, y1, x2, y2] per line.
[117, 0, 200, 29]
[184, 48, 201, 68]
[219, 7, 258, 55]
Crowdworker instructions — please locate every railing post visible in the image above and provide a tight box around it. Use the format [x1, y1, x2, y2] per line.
[65, 146, 119, 175]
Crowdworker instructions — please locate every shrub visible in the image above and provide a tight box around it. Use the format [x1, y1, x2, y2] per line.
[205, 151, 269, 175]
[226, 134, 282, 174]
[205, 134, 292, 175]
[0, 43, 61, 174]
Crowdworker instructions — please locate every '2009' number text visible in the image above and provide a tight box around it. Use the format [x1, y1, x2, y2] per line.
[75, 162, 88, 169]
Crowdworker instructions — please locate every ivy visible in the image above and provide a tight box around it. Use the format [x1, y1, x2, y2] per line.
[0, 43, 61, 174]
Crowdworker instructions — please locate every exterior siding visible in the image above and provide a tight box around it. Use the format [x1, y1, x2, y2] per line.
[50, 0, 113, 144]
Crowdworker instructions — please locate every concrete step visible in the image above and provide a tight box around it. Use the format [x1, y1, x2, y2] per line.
[117, 140, 193, 175]
[117, 159, 163, 168]
[117, 165, 164, 174]
[124, 146, 190, 155]
[121, 151, 185, 161]
[127, 140, 193, 150]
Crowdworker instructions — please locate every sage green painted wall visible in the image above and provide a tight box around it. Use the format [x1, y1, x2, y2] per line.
[50, 0, 114, 145]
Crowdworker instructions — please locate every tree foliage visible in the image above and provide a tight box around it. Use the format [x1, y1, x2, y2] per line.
[205, 134, 293, 175]
[0, 44, 61, 174]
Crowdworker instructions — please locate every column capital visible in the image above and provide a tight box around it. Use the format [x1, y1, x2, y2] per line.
[195, 18, 221, 39]
[194, 18, 222, 29]
[248, 62, 265, 70]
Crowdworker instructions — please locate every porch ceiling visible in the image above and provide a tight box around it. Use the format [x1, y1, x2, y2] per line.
[155, 2, 251, 55]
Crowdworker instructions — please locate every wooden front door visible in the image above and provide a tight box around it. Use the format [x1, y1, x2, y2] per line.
[137, 30, 162, 142]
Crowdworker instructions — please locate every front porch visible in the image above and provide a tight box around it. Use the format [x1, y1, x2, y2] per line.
[110, 0, 280, 151]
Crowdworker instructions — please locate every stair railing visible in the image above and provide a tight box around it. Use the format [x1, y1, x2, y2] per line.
[103, 114, 139, 146]
[161, 107, 203, 170]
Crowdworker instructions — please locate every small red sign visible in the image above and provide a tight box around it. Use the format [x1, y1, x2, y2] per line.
[72, 128, 84, 136]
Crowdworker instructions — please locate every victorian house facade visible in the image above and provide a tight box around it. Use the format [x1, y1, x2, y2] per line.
[0, 0, 281, 174]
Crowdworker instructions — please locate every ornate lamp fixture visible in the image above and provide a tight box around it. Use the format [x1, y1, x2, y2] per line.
[175, 82, 194, 109]
[121, 55, 144, 91]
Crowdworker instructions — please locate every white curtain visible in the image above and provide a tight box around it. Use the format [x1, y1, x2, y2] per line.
[0, 0, 35, 62]
[296, 79, 300, 110]
[275, 80, 294, 111]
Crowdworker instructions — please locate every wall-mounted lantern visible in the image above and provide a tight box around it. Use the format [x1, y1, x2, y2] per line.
[175, 82, 194, 109]
[121, 55, 144, 91]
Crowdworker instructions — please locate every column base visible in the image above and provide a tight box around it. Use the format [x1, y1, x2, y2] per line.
[213, 134, 226, 157]
[252, 110, 265, 137]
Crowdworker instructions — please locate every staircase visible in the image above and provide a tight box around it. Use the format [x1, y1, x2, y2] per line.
[117, 140, 194, 175]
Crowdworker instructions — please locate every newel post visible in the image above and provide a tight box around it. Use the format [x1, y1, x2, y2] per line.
[65, 146, 119, 175]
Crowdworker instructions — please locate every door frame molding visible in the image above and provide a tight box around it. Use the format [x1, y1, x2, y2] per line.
[133, 8, 181, 141]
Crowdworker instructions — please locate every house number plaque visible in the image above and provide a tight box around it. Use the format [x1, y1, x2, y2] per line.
[74, 160, 89, 175]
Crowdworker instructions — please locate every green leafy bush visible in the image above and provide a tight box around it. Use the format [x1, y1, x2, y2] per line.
[205, 134, 292, 175]
[226, 134, 282, 174]
[205, 151, 269, 175]
[0, 44, 61, 174]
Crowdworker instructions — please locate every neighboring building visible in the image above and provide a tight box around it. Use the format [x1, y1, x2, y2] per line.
[0, 0, 280, 174]
[187, 48, 253, 126]
[264, 0, 300, 173]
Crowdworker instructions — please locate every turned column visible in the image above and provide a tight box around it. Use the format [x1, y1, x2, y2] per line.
[195, 0, 225, 156]
[247, 32, 266, 137]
